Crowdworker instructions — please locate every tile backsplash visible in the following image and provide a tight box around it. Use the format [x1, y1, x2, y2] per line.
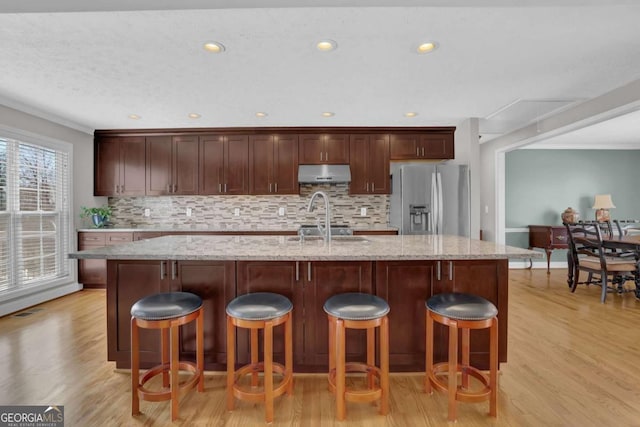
[108, 184, 389, 229]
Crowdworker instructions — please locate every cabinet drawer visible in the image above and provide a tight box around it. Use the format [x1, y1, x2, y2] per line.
[106, 233, 133, 245]
[550, 227, 569, 248]
[78, 232, 106, 246]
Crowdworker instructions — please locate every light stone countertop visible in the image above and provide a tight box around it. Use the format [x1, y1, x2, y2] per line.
[76, 224, 397, 233]
[69, 234, 541, 261]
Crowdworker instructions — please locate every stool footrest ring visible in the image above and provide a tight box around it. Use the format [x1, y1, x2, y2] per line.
[428, 362, 491, 403]
[232, 362, 293, 403]
[137, 361, 202, 403]
[328, 362, 383, 403]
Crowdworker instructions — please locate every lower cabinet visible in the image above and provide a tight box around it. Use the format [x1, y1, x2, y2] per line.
[375, 259, 507, 371]
[78, 232, 132, 288]
[106, 260, 235, 370]
[236, 260, 372, 372]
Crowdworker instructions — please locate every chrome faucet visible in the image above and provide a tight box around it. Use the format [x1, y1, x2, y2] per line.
[307, 191, 331, 243]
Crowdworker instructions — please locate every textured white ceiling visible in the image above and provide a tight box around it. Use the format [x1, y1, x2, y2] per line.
[0, 2, 639, 148]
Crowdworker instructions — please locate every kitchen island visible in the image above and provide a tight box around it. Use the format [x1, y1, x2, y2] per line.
[70, 234, 538, 372]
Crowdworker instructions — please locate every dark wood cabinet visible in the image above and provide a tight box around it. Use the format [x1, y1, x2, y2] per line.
[390, 132, 454, 160]
[375, 259, 507, 371]
[199, 135, 249, 195]
[94, 136, 146, 196]
[236, 260, 372, 372]
[249, 135, 299, 194]
[528, 225, 569, 273]
[78, 232, 133, 289]
[106, 259, 235, 370]
[146, 136, 199, 195]
[349, 134, 390, 195]
[299, 134, 349, 164]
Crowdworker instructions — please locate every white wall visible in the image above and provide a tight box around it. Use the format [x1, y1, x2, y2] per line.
[0, 104, 95, 315]
[453, 118, 481, 239]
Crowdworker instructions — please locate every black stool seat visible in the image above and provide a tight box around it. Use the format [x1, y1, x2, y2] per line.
[226, 292, 293, 321]
[131, 292, 202, 321]
[426, 292, 497, 321]
[324, 293, 390, 320]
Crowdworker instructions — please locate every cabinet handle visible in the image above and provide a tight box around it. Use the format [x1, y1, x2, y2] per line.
[417, 147, 420, 157]
[218, 183, 222, 193]
[366, 182, 369, 192]
[224, 183, 227, 193]
[372, 182, 375, 192]
[269, 183, 272, 193]
[114, 184, 118, 193]
[320, 152, 323, 161]
[307, 262, 312, 282]
[436, 261, 441, 281]
[171, 260, 177, 280]
[325, 152, 328, 162]
[422, 147, 425, 157]
[295, 261, 299, 281]
[173, 184, 177, 193]
[121, 185, 124, 193]
[167, 184, 171, 193]
[160, 261, 166, 279]
[274, 182, 278, 193]
[449, 261, 453, 281]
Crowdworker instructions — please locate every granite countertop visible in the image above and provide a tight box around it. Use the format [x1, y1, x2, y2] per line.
[76, 224, 398, 233]
[69, 234, 541, 261]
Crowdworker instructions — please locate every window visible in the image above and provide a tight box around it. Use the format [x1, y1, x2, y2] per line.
[0, 135, 71, 296]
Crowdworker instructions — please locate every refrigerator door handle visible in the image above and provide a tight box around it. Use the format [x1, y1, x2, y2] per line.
[430, 172, 437, 233]
[437, 172, 443, 235]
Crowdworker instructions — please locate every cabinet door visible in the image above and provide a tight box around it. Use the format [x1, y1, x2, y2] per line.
[298, 134, 324, 164]
[94, 137, 121, 196]
[348, 135, 369, 194]
[145, 136, 173, 195]
[178, 261, 235, 369]
[431, 259, 508, 368]
[421, 133, 454, 159]
[272, 135, 298, 194]
[248, 135, 274, 194]
[236, 261, 304, 365]
[77, 232, 107, 287]
[172, 136, 199, 195]
[119, 136, 146, 196]
[369, 134, 390, 194]
[224, 135, 249, 194]
[199, 135, 225, 195]
[389, 134, 420, 160]
[303, 261, 373, 368]
[324, 134, 349, 164]
[375, 261, 435, 371]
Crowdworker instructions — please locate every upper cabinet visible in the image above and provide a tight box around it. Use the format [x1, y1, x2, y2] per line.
[249, 134, 299, 195]
[94, 136, 146, 196]
[349, 134, 390, 195]
[299, 134, 349, 164]
[199, 135, 249, 195]
[389, 132, 454, 160]
[146, 136, 199, 195]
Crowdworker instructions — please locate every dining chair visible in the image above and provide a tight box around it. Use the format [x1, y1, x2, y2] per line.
[614, 219, 640, 236]
[564, 221, 639, 303]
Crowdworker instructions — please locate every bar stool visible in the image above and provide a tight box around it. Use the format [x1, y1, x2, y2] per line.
[324, 292, 390, 421]
[425, 292, 498, 422]
[226, 292, 293, 423]
[131, 292, 204, 421]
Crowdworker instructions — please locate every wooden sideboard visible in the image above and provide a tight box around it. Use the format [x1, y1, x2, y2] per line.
[528, 225, 569, 273]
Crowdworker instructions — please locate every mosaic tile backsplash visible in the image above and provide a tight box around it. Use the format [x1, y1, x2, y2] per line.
[107, 184, 389, 230]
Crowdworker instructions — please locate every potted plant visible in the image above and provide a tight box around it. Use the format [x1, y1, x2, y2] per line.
[80, 205, 112, 228]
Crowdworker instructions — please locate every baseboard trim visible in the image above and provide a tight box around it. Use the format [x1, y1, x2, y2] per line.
[509, 260, 568, 270]
[0, 282, 82, 317]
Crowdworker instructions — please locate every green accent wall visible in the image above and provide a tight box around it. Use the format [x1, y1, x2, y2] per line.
[505, 149, 640, 261]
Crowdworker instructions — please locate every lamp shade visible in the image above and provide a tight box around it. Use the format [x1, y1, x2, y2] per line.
[592, 194, 616, 209]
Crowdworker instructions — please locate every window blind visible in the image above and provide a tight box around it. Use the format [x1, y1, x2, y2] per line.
[0, 137, 70, 295]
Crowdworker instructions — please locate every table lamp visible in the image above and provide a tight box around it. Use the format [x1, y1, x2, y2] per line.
[592, 194, 615, 222]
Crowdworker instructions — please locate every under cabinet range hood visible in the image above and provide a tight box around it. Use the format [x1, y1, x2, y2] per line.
[297, 164, 351, 184]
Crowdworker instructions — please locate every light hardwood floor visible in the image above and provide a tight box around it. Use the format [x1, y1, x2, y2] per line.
[1, 269, 640, 426]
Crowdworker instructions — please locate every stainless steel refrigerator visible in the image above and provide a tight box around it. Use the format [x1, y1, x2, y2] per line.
[390, 163, 470, 237]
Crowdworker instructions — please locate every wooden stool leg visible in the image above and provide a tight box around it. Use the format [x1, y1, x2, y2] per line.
[328, 316, 335, 388]
[367, 327, 375, 390]
[197, 307, 204, 392]
[461, 327, 470, 390]
[380, 315, 390, 416]
[170, 321, 179, 421]
[490, 317, 499, 417]
[425, 310, 433, 394]
[251, 328, 259, 387]
[131, 317, 140, 416]
[226, 316, 236, 411]
[161, 327, 170, 388]
[448, 320, 458, 422]
[336, 318, 346, 421]
[264, 320, 274, 424]
[285, 312, 294, 395]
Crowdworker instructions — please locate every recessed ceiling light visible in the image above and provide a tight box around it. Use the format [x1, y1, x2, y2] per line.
[405, 112, 418, 118]
[203, 41, 225, 53]
[316, 40, 337, 52]
[416, 42, 437, 54]
[255, 112, 268, 118]
[188, 113, 201, 119]
[128, 114, 141, 120]
[321, 112, 335, 117]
